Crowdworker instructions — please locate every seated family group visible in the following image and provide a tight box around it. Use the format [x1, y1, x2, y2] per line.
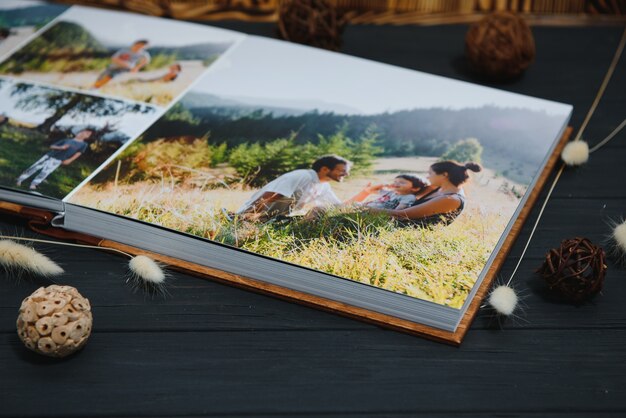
[236, 155, 482, 226]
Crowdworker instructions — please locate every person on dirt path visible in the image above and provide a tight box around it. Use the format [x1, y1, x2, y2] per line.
[93, 39, 150, 89]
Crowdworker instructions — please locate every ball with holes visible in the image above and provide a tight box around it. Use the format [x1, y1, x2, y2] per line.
[16, 285, 92, 358]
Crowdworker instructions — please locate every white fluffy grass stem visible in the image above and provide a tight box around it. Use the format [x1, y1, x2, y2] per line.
[484, 28, 626, 314]
[0, 235, 167, 293]
[0, 235, 132, 258]
[0, 240, 63, 277]
[572, 28, 625, 143]
[506, 165, 565, 287]
[588, 118, 626, 153]
[506, 28, 626, 285]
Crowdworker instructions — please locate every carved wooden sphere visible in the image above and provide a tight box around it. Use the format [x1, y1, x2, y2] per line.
[16, 285, 92, 358]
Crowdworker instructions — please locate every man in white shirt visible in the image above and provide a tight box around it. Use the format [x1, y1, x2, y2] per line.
[237, 155, 351, 221]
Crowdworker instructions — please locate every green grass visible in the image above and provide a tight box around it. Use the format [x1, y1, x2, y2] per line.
[72, 182, 506, 308]
[217, 210, 498, 307]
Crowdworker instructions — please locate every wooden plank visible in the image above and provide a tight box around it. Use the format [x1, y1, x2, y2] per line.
[1, 330, 626, 417]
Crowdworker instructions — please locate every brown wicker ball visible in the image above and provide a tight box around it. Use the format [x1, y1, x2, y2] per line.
[16, 285, 92, 358]
[537, 237, 607, 303]
[465, 11, 535, 80]
[278, 0, 345, 51]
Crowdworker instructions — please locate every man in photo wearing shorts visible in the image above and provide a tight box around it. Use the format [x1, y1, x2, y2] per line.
[93, 39, 150, 89]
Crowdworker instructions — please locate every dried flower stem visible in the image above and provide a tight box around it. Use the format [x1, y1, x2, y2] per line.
[0, 235, 132, 258]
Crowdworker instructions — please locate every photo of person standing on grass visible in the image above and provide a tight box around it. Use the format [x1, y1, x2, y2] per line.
[0, 78, 156, 198]
[16, 127, 92, 191]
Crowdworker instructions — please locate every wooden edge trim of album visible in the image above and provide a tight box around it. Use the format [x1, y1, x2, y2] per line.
[0, 127, 572, 345]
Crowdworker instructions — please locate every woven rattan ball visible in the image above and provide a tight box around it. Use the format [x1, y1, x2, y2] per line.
[537, 237, 607, 303]
[465, 11, 535, 80]
[278, 0, 345, 51]
[16, 285, 92, 358]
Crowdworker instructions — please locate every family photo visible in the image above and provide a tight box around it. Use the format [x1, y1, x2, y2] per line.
[0, 6, 243, 106]
[0, 0, 68, 58]
[68, 37, 572, 308]
[0, 77, 156, 198]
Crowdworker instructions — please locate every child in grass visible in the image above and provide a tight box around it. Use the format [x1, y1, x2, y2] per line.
[349, 174, 430, 210]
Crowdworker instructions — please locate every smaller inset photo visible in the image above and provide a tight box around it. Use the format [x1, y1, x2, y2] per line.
[0, 77, 156, 199]
[0, 0, 69, 58]
[0, 6, 243, 106]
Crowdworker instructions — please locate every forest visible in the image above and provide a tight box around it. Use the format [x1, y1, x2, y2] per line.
[137, 95, 566, 184]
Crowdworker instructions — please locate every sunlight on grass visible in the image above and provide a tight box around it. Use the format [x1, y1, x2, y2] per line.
[72, 180, 509, 308]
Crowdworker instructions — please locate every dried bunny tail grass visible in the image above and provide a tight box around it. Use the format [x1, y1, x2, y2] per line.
[482, 276, 528, 328]
[0, 235, 168, 295]
[488, 284, 518, 316]
[0, 239, 63, 277]
[127, 255, 169, 297]
[561, 139, 589, 166]
[605, 217, 626, 266]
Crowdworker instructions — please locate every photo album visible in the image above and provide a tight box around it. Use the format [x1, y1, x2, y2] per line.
[0, 1, 572, 344]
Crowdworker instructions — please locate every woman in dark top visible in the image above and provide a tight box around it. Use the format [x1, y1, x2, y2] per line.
[370, 160, 482, 226]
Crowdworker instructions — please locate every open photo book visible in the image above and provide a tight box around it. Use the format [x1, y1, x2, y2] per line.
[0, 1, 572, 344]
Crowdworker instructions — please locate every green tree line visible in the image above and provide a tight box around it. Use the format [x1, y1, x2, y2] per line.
[147, 102, 564, 174]
[92, 125, 382, 187]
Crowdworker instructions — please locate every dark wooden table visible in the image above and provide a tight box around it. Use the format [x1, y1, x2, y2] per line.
[2, 21, 626, 417]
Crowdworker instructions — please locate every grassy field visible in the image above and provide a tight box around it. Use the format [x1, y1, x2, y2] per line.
[69, 157, 521, 308]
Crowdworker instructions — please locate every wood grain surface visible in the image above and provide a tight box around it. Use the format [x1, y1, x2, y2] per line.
[1, 23, 625, 417]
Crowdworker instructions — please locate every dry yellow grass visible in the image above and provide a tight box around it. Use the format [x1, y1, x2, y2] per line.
[69, 157, 521, 308]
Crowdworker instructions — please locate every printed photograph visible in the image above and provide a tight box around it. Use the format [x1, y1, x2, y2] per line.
[69, 37, 572, 308]
[0, 0, 69, 58]
[0, 6, 243, 106]
[0, 77, 156, 199]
